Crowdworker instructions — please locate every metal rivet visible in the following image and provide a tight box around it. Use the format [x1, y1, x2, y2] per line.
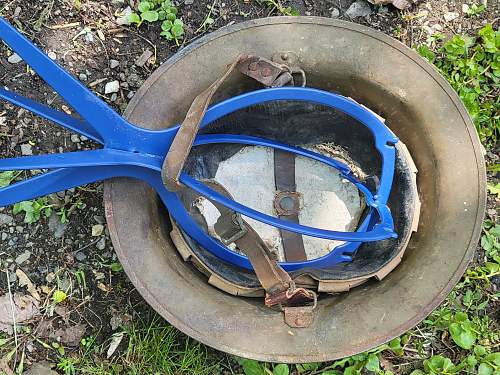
[279, 196, 295, 210]
[261, 67, 272, 77]
[248, 62, 259, 71]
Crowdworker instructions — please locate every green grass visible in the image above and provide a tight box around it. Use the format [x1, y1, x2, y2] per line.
[417, 24, 499, 146]
[56, 315, 220, 375]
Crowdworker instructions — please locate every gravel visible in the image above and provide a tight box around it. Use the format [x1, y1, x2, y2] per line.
[109, 59, 120, 69]
[20, 144, 33, 155]
[346, 0, 372, 18]
[48, 213, 67, 239]
[0, 214, 13, 226]
[104, 81, 120, 94]
[8, 53, 22, 64]
[15, 250, 32, 265]
[96, 237, 106, 250]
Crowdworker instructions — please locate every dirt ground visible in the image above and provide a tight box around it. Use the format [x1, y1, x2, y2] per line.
[0, 0, 498, 373]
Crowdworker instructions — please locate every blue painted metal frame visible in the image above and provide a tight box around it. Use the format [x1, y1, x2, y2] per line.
[0, 17, 398, 271]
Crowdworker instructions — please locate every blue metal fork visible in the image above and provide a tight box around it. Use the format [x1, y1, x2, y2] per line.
[0, 17, 398, 271]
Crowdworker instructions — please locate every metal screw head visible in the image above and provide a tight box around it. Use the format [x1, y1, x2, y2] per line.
[248, 61, 259, 71]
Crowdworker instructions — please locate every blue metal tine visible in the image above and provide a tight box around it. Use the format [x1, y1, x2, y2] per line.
[0, 88, 103, 143]
[0, 18, 138, 151]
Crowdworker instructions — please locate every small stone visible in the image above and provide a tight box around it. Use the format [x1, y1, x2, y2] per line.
[75, 252, 87, 261]
[135, 49, 153, 67]
[127, 91, 135, 99]
[444, 11, 459, 22]
[0, 214, 13, 226]
[127, 73, 142, 88]
[109, 59, 120, 69]
[85, 33, 94, 43]
[462, 3, 469, 13]
[96, 237, 106, 250]
[20, 144, 33, 156]
[8, 53, 22, 64]
[15, 251, 31, 265]
[48, 213, 67, 239]
[80, 136, 88, 141]
[110, 93, 118, 102]
[331, 7, 340, 17]
[346, 0, 372, 18]
[70, 134, 80, 143]
[25, 362, 58, 375]
[104, 81, 120, 94]
[93, 215, 105, 224]
[185, 0, 194, 4]
[1, 233, 7, 241]
[92, 224, 104, 237]
[15, 226, 23, 233]
[47, 51, 57, 60]
[79, 73, 88, 81]
[110, 315, 122, 330]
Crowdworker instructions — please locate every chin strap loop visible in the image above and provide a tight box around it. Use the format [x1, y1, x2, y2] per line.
[195, 180, 317, 327]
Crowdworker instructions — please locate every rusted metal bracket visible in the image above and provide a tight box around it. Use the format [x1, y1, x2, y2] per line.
[237, 54, 306, 88]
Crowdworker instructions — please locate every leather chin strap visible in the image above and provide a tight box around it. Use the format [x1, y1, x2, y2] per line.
[204, 181, 316, 308]
[161, 54, 316, 313]
[274, 149, 308, 262]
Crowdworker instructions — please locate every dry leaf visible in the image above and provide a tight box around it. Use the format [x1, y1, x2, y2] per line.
[16, 269, 41, 301]
[107, 332, 124, 358]
[0, 294, 40, 334]
[49, 323, 86, 346]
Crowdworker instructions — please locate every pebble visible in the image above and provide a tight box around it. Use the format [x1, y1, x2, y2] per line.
[444, 11, 459, 22]
[104, 81, 120, 94]
[15, 226, 23, 233]
[15, 250, 31, 265]
[462, 3, 469, 13]
[70, 134, 80, 143]
[185, 0, 194, 4]
[75, 252, 87, 261]
[109, 59, 120, 69]
[48, 213, 67, 239]
[1, 233, 7, 241]
[346, 0, 372, 18]
[79, 73, 88, 81]
[127, 73, 142, 88]
[20, 144, 33, 156]
[93, 215, 105, 224]
[47, 51, 57, 60]
[96, 237, 106, 250]
[331, 7, 340, 18]
[110, 93, 118, 102]
[0, 214, 13, 226]
[92, 224, 104, 237]
[8, 53, 22, 64]
[135, 49, 153, 67]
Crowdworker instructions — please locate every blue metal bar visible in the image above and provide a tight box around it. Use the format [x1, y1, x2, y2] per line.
[194, 134, 352, 175]
[0, 149, 162, 171]
[0, 18, 399, 270]
[0, 88, 103, 143]
[0, 17, 149, 152]
[179, 173, 395, 241]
